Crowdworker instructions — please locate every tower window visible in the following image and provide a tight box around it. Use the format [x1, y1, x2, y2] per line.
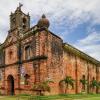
[23, 25, 26, 29]
[23, 18, 27, 24]
[23, 18, 27, 29]
[25, 46, 31, 60]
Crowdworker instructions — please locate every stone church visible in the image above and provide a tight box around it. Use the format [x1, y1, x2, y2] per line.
[0, 5, 100, 95]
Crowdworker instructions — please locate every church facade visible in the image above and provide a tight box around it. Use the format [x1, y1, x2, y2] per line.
[0, 5, 100, 95]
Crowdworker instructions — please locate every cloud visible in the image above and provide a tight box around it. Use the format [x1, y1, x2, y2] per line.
[78, 32, 100, 45]
[0, 0, 100, 34]
[75, 31, 100, 60]
[0, 0, 100, 60]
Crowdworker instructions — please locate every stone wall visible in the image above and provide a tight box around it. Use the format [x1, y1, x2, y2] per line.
[0, 29, 99, 95]
[63, 49, 99, 94]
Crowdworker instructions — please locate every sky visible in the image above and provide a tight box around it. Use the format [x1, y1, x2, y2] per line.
[0, 0, 100, 61]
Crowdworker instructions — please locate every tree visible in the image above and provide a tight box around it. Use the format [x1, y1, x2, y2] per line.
[90, 78, 98, 93]
[33, 80, 53, 95]
[80, 78, 87, 91]
[60, 76, 75, 93]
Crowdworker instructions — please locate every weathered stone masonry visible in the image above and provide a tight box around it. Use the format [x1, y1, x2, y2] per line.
[0, 5, 100, 95]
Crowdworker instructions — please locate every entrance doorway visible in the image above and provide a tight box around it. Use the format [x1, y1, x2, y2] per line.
[7, 75, 14, 95]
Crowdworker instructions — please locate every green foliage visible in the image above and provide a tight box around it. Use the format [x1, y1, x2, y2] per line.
[33, 80, 54, 95]
[90, 79, 98, 88]
[80, 79, 88, 85]
[96, 81, 100, 89]
[0, 94, 100, 100]
[60, 76, 75, 89]
[33, 82, 50, 92]
[17, 93, 32, 96]
[80, 78, 88, 91]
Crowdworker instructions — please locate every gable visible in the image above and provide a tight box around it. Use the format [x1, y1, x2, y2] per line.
[4, 31, 18, 47]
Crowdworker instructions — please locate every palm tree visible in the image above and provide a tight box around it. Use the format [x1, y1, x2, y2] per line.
[80, 78, 88, 91]
[60, 76, 75, 93]
[90, 79, 98, 93]
[33, 80, 53, 95]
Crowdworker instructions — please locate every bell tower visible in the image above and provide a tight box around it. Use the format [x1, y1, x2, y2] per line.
[10, 3, 30, 32]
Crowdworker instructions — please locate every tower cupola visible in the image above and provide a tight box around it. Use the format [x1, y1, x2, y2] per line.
[10, 3, 30, 32]
[37, 14, 50, 28]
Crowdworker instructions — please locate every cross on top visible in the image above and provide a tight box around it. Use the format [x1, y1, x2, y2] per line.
[19, 3, 23, 9]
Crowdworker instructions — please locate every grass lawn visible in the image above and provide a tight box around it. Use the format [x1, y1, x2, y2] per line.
[0, 94, 100, 100]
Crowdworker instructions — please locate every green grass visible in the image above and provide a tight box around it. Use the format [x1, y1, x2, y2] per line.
[0, 94, 100, 100]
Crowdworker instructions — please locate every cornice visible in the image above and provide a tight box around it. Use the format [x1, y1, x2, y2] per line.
[63, 43, 100, 65]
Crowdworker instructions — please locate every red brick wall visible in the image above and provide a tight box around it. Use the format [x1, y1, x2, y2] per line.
[4, 65, 18, 95]
[63, 50, 98, 94]
[5, 44, 18, 65]
[1, 29, 99, 95]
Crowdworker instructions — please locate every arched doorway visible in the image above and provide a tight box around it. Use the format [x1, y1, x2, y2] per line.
[7, 75, 14, 95]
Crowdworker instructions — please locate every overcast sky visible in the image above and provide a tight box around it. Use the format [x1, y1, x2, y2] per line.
[0, 0, 100, 61]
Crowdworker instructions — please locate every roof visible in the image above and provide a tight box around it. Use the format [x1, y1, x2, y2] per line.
[0, 24, 100, 66]
[63, 43, 100, 65]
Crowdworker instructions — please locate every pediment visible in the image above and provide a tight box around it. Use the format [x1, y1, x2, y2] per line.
[4, 33, 18, 46]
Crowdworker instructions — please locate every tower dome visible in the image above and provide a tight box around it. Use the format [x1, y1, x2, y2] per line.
[37, 14, 50, 28]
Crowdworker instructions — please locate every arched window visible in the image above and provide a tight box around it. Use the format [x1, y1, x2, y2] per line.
[24, 74, 30, 85]
[9, 50, 13, 59]
[25, 46, 31, 60]
[92, 77, 95, 80]
[23, 18, 27, 29]
[81, 75, 86, 90]
[23, 18, 27, 24]
[82, 75, 85, 79]
[23, 25, 26, 29]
